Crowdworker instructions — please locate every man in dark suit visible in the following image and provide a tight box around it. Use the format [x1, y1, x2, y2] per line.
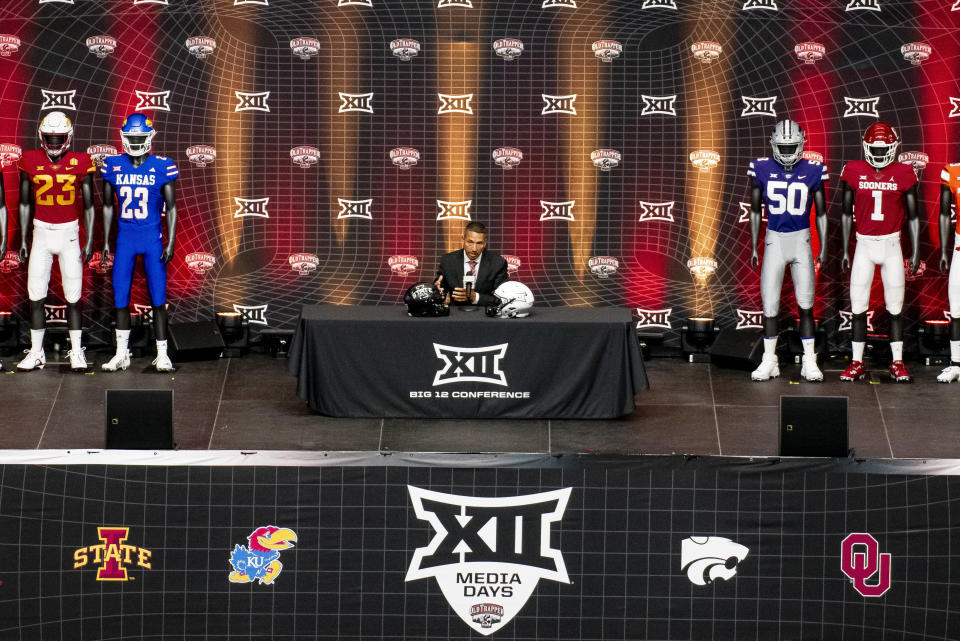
[434, 221, 509, 307]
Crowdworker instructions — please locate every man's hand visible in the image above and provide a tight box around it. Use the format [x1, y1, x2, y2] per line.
[750, 250, 759, 270]
[19, 243, 28, 262]
[162, 244, 175, 265]
[451, 287, 470, 303]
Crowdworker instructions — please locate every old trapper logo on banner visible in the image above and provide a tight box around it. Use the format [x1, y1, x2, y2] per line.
[405, 486, 571, 636]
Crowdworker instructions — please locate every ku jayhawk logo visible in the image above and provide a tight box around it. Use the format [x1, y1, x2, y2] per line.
[229, 526, 297, 585]
[405, 486, 571, 636]
[680, 536, 749, 585]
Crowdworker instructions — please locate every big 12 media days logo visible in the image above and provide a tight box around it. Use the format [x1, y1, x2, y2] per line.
[405, 486, 571, 636]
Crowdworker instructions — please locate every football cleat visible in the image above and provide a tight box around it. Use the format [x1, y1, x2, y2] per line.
[889, 360, 912, 382]
[16, 349, 46, 371]
[800, 355, 824, 382]
[937, 365, 960, 383]
[67, 347, 88, 371]
[101, 350, 132, 372]
[839, 360, 866, 381]
[751, 356, 780, 381]
[152, 353, 174, 372]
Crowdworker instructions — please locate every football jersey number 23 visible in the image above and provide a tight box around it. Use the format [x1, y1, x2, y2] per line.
[33, 174, 76, 207]
[119, 185, 149, 220]
[765, 180, 808, 216]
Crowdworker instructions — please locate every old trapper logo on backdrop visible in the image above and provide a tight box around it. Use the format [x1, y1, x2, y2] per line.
[229, 526, 297, 585]
[405, 486, 571, 636]
[680, 536, 749, 585]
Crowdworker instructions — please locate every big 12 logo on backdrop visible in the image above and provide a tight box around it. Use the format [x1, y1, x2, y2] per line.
[405, 486, 571, 636]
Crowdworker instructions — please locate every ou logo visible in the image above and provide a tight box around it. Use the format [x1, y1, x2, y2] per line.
[841, 533, 891, 597]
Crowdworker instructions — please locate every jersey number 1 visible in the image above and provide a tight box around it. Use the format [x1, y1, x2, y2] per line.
[870, 190, 884, 221]
[119, 186, 149, 220]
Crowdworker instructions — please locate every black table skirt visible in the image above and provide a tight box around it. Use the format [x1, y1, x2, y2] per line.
[288, 305, 649, 419]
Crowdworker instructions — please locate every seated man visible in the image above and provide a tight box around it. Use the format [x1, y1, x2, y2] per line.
[434, 221, 509, 307]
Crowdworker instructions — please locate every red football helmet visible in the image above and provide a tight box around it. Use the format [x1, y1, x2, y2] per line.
[862, 122, 899, 169]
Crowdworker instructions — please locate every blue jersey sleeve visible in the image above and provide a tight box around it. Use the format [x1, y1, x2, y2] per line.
[99, 156, 120, 186]
[156, 156, 178, 186]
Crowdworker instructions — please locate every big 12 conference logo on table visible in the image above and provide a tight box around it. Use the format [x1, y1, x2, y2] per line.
[841, 532, 892, 597]
[405, 486, 571, 636]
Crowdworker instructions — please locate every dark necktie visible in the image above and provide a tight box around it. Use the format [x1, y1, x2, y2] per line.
[468, 260, 476, 276]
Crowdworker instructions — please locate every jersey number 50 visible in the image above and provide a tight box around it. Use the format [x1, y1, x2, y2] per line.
[765, 180, 808, 217]
[119, 186, 149, 220]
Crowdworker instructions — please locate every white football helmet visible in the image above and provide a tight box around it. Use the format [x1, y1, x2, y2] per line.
[770, 119, 805, 170]
[485, 281, 534, 318]
[38, 111, 73, 156]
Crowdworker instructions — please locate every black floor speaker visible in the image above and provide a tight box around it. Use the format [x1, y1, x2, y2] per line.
[168, 321, 225, 361]
[105, 390, 174, 449]
[709, 327, 764, 370]
[779, 395, 849, 457]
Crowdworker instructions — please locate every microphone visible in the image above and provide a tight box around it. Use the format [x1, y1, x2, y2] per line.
[463, 273, 475, 304]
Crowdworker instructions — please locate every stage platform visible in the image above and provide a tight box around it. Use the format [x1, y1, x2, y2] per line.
[2, 353, 958, 459]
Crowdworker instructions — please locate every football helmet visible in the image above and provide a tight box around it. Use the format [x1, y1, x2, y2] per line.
[38, 111, 73, 156]
[120, 112, 156, 157]
[485, 281, 534, 318]
[862, 122, 899, 169]
[770, 120, 805, 170]
[404, 282, 449, 317]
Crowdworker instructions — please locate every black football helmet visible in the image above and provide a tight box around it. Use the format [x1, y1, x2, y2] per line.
[404, 282, 449, 317]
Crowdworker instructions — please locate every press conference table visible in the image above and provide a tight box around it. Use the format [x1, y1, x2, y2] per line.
[288, 305, 649, 419]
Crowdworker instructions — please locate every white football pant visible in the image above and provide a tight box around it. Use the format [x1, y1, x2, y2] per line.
[27, 220, 83, 303]
[761, 228, 815, 318]
[950, 236, 960, 319]
[849, 232, 904, 315]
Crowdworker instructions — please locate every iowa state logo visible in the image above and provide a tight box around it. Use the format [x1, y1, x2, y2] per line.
[229, 526, 297, 585]
[73, 527, 152, 581]
[405, 486, 571, 636]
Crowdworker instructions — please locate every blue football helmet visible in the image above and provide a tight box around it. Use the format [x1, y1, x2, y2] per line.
[120, 113, 155, 157]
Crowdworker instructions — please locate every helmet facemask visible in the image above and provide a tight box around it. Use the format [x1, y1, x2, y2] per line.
[863, 140, 897, 169]
[38, 111, 73, 158]
[770, 120, 805, 171]
[121, 130, 154, 157]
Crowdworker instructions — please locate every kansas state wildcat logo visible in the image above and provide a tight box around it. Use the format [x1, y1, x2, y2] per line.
[680, 536, 749, 585]
[405, 486, 571, 636]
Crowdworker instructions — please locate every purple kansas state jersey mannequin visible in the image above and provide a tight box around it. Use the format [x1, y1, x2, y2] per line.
[747, 157, 828, 232]
[746, 119, 828, 383]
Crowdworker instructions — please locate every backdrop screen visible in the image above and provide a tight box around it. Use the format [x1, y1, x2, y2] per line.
[0, 0, 957, 342]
